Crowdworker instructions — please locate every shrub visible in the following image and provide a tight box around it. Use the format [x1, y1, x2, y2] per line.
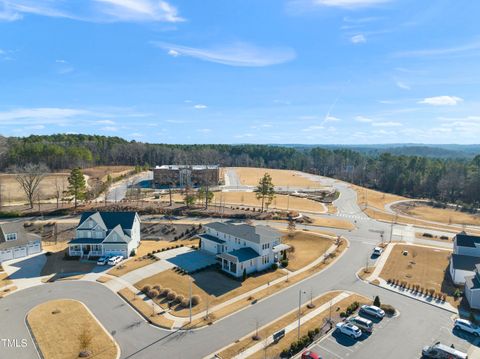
[440, 235, 449, 240]
[176, 295, 185, 304]
[453, 289, 463, 298]
[148, 289, 159, 298]
[428, 288, 435, 297]
[380, 304, 396, 316]
[161, 288, 171, 297]
[191, 295, 201, 306]
[153, 284, 162, 292]
[280, 259, 289, 268]
[271, 263, 278, 271]
[339, 311, 347, 318]
[167, 291, 177, 301]
[142, 285, 152, 293]
[373, 296, 381, 307]
[180, 298, 190, 307]
[423, 233, 433, 238]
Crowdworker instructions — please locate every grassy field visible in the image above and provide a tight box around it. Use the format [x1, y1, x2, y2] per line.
[83, 165, 134, 182]
[396, 203, 480, 226]
[27, 299, 118, 359]
[214, 191, 326, 213]
[379, 244, 457, 305]
[282, 231, 333, 271]
[352, 184, 407, 211]
[233, 167, 323, 188]
[0, 173, 69, 203]
[309, 217, 355, 230]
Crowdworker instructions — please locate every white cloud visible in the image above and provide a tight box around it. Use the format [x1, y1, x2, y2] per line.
[0, 107, 89, 125]
[194, 104, 207, 109]
[168, 49, 180, 57]
[354, 115, 373, 123]
[304, 0, 389, 8]
[101, 126, 118, 132]
[1, 0, 184, 23]
[394, 40, 480, 58]
[152, 41, 296, 67]
[197, 128, 212, 133]
[418, 96, 463, 106]
[395, 81, 410, 90]
[325, 115, 341, 122]
[350, 34, 366, 44]
[372, 121, 402, 127]
[25, 124, 45, 130]
[96, 119, 116, 125]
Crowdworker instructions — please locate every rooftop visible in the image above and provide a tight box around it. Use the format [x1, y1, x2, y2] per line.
[221, 247, 260, 262]
[451, 254, 480, 271]
[154, 165, 219, 170]
[205, 222, 281, 244]
[455, 233, 480, 248]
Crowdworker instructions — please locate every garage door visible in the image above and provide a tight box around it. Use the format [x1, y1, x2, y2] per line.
[0, 249, 13, 262]
[13, 246, 27, 259]
[27, 242, 41, 255]
[105, 249, 127, 257]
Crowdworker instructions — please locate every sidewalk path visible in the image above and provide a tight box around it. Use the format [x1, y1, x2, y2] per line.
[366, 243, 394, 282]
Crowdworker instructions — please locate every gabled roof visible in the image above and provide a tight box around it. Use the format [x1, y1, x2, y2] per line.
[451, 254, 480, 271]
[205, 222, 280, 244]
[0, 222, 41, 250]
[466, 275, 480, 290]
[78, 211, 137, 231]
[455, 233, 480, 248]
[199, 233, 226, 244]
[219, 247, 260, 262]
[103, 224, 130, 244]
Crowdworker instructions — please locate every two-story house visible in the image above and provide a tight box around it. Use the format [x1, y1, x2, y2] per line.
[68, 211, 141, 259]
[449, 233, 480, 285]
[465, 264, 480, 310]
[199, 222, 290, 278]
[0, 222, 41, 262]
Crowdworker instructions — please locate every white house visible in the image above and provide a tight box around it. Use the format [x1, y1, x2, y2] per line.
[68, 211, 141, 259]
[465, 264, 480, 310]
[449, 233, 480, 285]
[199, 222, 290, 278]
[0, 222, 41, 263]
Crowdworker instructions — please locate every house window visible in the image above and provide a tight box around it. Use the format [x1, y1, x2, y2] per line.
[71, 245, 81, 251]
[5, 233, 17, 241]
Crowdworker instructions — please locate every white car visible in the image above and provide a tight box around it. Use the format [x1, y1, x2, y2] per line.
[107, 256, 123, 266]
[336, 322, 362, 339]
[360, 305, 385, 318]
[454, 318, 480, 336]
[373, 247, 383, 256]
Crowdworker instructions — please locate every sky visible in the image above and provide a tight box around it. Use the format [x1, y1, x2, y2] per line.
[0, 0, 479, 144]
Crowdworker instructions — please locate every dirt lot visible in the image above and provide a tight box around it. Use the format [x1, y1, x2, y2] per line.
[395, 202, 480, 226]
[379, 244, 458, 305]
[27, 299, 118, 359]
[282, 231, 333, 271]
[141, 222, 201, 241]
[352, 184, 407, 211]
[0, 173, 69, 203]
[309, 217, 355, 230]
[83, 165, 134, 182]
[233, 167, 323, 188]
[213, 191, 326, 213]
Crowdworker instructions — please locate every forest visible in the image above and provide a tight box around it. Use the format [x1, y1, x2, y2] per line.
[0, 134, 478, 208]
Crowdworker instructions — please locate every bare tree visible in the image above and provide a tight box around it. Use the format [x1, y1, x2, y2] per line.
[53, 176, 63, 209]
[11, 164, 49, 209]
[78, 327, 93, 356]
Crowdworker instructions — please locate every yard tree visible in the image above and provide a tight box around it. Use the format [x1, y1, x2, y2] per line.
[12, 163, 49, 209]
[373, 295, 381, 307]
[287, 216, 296, 238]
[197, 186, 214, 209]
[254, 173, 275, 212]
[78, 327, 93, 356]
[67, 167, 87, 208]
[183, 186, 196, 208]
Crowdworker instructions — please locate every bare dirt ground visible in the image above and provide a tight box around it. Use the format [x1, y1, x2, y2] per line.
[233, 167, 324, 188]
[394, 202, 480, 226]
[352, 184, 407, 211]
[83, 165, 134, 182]
[0, 173, 69, 203]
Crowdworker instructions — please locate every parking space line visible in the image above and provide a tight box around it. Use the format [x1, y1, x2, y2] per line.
[316, 344, 344, 359]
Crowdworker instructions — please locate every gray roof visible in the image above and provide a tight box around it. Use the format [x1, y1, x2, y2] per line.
[455, 233, 480, 248]
[79, 211, 137, 231]
[155, 165, 219, 170]
[205, 222, 280, 244]
[69, 238, 105, 245]
[199, 233, 225, 244]
[466, 275, 480, 290]
[0, 222, 41, 250]
[220, 247, 260, 262]
[451, 254, 480, 271]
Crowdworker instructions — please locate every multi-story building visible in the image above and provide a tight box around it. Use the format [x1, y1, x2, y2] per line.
[199, 222, 290, 278]
[0, 222, 41, 263]
[152, 165, 220, 188]
[449, 233, 480, 285]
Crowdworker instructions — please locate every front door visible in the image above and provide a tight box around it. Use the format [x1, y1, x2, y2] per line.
[83, 245, 91, 254]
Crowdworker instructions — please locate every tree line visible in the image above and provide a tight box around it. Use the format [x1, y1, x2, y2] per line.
[1, 134, 479, 208]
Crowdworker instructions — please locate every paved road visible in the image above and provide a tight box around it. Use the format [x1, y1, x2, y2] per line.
[106, 171, 153, 202]
[0, 171, 474, 359]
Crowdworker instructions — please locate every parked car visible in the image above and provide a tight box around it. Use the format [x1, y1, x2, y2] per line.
[372, 247, 384, 256]
[348, 316, 373, 333]
[360, 305, 385, 318]
[336, 322, 362, 339]
[107, 256, 123, 266]
[301, 351, 320, 359]
[454, 318, 480, 336]
[422, 342, 468, 359]
[96, 256, 110, 265]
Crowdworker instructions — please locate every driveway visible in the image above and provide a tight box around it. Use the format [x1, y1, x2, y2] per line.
[156, 247, 217, 272]
[2, 252, 47, 290]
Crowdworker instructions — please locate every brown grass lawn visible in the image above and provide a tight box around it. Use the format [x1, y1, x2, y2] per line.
[27, 299, 118, 359]
[118, 288, 174, 329]
[282, 231, 333, 271]
[213, 191, 326, 213]
[0, 286, 17, 298]
[358, 266, 375, 281]
[352, 184, 407, 211]
[96, 276, 112, 283]
[379, 244, 458, 305]
[107, 239, 199, 277]
[41, 248, 97, 276]
[310, 217, 355, 230]
[83, 165, 134, 182]
[233, 167, 323, 188]
[0, 173, 69, 203]
[220, 293, 369, 359]
[135, 268, 284, 317]
[0, 272, 12, 288]
[398, 203, 480, 226]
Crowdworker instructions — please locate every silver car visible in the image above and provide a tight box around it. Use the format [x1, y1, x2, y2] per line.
[360, 305, 385, 318]
[348, 316, 373, 333]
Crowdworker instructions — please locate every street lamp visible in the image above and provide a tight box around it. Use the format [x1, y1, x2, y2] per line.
[298, 289, 307, 340]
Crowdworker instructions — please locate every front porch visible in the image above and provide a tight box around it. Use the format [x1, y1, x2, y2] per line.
[69, 243, 103, 258]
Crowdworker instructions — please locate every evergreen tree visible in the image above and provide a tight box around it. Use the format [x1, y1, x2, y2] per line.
[67, 167, 87, 208]
[254, 173, 275, 212]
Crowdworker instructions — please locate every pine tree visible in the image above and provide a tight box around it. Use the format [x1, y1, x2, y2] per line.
[254, 173, 275, 212]
[67, 167, 86, 208]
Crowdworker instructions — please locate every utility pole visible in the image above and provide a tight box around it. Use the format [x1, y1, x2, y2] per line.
[189, 277, 193, 324]
[297, 290, 306, 340]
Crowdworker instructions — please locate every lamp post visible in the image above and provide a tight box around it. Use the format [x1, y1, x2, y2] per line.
[189, 277, 193, 324]
[298, 289, 307, 340]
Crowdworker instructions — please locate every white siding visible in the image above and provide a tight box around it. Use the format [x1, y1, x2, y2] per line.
[201, 238, 219, 254]
[456, 246, 480, 257]
[466, 286, 480, 310]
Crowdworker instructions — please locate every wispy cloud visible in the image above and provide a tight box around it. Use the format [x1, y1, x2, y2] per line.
[155, 41, 296, 67]
[350, 34, 366, 44]
[372, 121, 402, 127]
[394, 40, 480, 58]
[290, 0, 390, 11]
[193, 104, 207, 109]
[354, 115, 373, 123]
[0, 107, 89, 125]
[395, 80, 410, 90]
[0, 0, 184, 23]
[418, 96, 463, 106]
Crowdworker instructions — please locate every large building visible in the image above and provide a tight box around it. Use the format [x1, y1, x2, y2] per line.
[152, 165, 220, 188]
[199, 222, 290, 278]
[0, 222, 42, 263]
[68, 211, 141, 259]
[449, 233, 480, 285]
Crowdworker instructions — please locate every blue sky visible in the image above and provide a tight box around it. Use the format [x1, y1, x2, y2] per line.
[0, 0, 479, 144]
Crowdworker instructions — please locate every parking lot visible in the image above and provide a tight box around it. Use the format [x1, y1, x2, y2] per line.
[307, 311, 472, 359]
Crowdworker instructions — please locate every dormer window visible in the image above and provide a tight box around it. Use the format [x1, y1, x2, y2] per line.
[5, 233, 17, 241]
